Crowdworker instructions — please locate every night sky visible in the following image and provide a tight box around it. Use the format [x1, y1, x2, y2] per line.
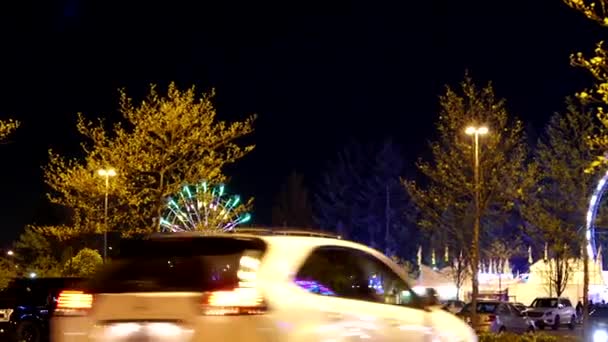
[0, 0, 603, 244]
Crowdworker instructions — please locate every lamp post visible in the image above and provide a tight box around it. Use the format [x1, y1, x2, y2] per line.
[97, 168, 116, 263]
[465, 125, 488, 329]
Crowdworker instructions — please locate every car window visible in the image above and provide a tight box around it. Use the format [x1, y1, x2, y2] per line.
[87, 237, 266, 293]
[462, 302, 499, 314]
[295, 246, 418, 307]
[531, 298, 557, 308]
[512, 304, 526, 312]
[561, 299, 572, 307]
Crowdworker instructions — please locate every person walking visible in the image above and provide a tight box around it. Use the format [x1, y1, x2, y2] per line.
[576, 301, 583, 324]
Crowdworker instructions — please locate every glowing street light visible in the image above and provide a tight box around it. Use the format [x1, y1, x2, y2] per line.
[464, 125, 489, 329]
[6, 250, 13, 256]
[465, 126, 489, 136]
[97, 169, 117, 177]
[97, 168, 117, 263]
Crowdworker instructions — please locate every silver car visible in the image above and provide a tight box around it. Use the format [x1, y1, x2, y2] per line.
[458, 300, 536, 333]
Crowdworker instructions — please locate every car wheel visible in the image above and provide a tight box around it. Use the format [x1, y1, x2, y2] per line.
[16, 321, 41, 342]
[527, 325, 535, 333]
[552, 315, 560, 330]
[568, 315, 575, 330]
[498, 326, 506, 333]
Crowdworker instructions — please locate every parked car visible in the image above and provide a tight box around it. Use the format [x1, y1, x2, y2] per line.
[52, 229, 477, 342]
[457, 300, 536, 333]
[525, 297, 576, 330]
[0, 277, 87, 342]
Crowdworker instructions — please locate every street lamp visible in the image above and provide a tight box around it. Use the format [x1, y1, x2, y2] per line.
[97, 168, 116, 263]
[6, 250, 13, 256]
[465, 125, 488, 329]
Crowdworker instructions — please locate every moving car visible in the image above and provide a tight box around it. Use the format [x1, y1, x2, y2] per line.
[0, 277, 87, 342]
[457, 300, 536, 333]
[525, 297, 576, 330]
[51, 229, 477, 342]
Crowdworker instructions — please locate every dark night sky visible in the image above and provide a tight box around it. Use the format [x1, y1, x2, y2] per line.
[0, 0, 604, 244]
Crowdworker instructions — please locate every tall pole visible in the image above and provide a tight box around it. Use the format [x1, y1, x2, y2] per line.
[98, 168, 115, 264]
[103, 174, 109, 264]
[465, 125, 488, 331]
[385, 184, 390, 256]
[582, 232, 590, 340]
[471, 131, 481, 330]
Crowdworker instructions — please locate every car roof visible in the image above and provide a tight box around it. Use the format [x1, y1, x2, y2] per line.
[145, 229, 404, 282]
[148, 231, 386, 261]
[147, 228, 373, 254]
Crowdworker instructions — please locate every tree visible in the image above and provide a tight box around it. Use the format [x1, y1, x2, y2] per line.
[315, 140, 417, 258]
[314, 142, 367, 238]
[562, 3, 608, 334]
[13, 227, 62, 277]
[403, 76, 528, 328]
[0, 257, 17, 289]
[564, 1, 608, 170]
[522, 100, 597, 297]
[44, 83, 256, 236]
[486, 239, 522, 296]
[543, 247, 576, 297]
[272, 171, 314, 228]
[0, 119, 19, 142]
[363, 140, 417, 256]
[444, 251, 470, 301]
[486, 239, 522, 272]
[64, 248, 102, 277]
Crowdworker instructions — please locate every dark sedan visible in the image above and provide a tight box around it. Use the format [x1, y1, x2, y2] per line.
[0, 277, 87, 342]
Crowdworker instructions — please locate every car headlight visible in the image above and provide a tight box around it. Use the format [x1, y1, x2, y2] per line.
[545, 311, 552, 316]
[594, 329, 608, 342]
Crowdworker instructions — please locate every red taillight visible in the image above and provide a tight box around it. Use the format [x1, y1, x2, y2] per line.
[486, 315, 496, 322]
[55, 290, 93, 316]
[201, 287, 267, 316]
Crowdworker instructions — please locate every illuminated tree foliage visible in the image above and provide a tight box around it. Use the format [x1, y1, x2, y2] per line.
[403, 76, 528, 294]
[160, 181, 253, 233]
[522, 100, 598, 297]
[44, 83, 256, 236]
[0, 258, 17, 289]
[13, 227, 62, 277]
[564, 0, 608, 171]
[0, 119, 19, 142]
[63, 248, 102, 277]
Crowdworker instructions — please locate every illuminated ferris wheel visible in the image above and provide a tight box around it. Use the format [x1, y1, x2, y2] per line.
[585, 170, 608, 259]
[159, 181, 251, 233]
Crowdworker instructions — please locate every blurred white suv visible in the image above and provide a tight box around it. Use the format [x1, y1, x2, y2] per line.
[51, 229, 476, 342]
